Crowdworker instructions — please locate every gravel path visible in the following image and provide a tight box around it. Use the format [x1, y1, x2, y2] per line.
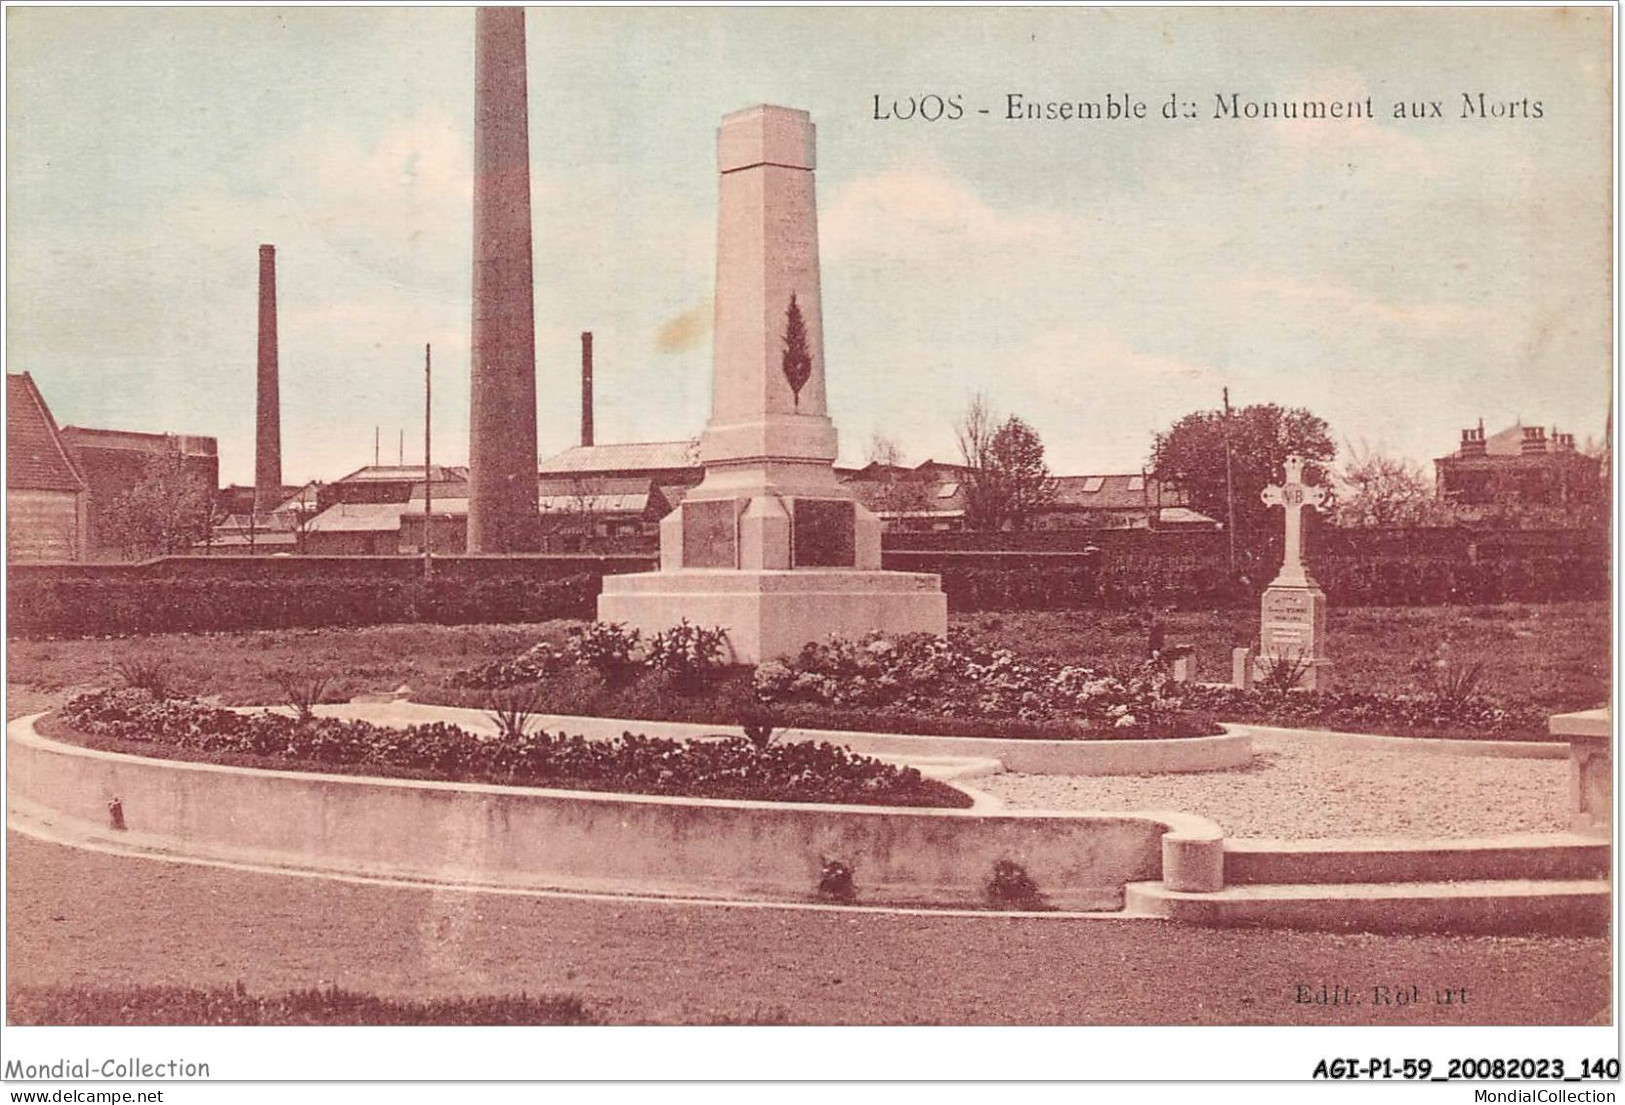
[980, 733, 1571, 839]
[6, 834, 1608, 1027]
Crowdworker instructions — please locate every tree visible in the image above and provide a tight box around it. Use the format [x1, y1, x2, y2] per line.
[866, 433, 903, 468]
[987, 416, 1058, 531]
[1150, 402, 1335, 577]
[1334, 441, 1448, 527]
[955, 395, 1058, 531]
[862, 434, 930, 520]
[106, 450, 215, 559]
[955, 393, 1002, 530]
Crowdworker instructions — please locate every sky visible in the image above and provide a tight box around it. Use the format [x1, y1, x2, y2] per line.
[6, 6, 1613, 486]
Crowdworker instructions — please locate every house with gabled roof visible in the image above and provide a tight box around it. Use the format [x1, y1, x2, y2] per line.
[7, 373, 89, 561]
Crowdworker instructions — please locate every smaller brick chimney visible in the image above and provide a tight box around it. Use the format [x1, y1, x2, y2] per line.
[1520, 425, 1549, 455]
[1459, 422, 1487, 457]
[1553, 429, 1576, 452]
[580, 331, 594, 448]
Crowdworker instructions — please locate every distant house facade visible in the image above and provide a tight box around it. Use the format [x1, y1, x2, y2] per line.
[1434, 421, 1602, 518]
[6, 373, 89, 562]
[534, 440, 702, 550]
[838, 459, 1217, 532]
[59, 425, 219, 558]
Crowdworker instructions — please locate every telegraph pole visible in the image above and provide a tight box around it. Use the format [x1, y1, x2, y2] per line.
[423, 343, 433, 580]
[1222, 386, 1237, 576]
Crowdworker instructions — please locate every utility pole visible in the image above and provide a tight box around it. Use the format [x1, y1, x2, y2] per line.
[424, 343, 433, 580]
[1222, 386, 1237, 576]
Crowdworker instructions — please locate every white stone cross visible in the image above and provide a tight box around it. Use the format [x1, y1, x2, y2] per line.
[1260, 455, 1328, 586]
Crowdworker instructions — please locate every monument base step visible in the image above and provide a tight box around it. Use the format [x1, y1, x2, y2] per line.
[598, 569, 947, 664]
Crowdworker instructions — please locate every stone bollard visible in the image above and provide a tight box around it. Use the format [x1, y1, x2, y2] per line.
[107, 797, 126, 831]
[1231, 647, 1254, 690]
[1550, 708, 1611, 836]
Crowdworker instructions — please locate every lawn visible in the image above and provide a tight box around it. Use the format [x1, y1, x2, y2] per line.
[5, 602, 1608, 721]
[963, 602, 1609, 711]
[6, 834, 1610, 1026]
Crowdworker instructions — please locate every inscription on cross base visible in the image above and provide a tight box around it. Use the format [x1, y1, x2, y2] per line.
[1260, 454, 1328, 587]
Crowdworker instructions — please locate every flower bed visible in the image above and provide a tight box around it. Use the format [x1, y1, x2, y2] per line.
[446, 623, 1566, 744]
[444, 625, 1221, 742]
[1167, 685, 1555, 741]
[52, 689, 972, 809]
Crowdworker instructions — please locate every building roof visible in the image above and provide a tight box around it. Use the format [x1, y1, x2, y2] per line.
[333, 464, 461, 484]
[304, 501, 411, 533]
[403, 496, 469, 518]
[7, 373, 86, 492]
[536, 476, 652, 497]
[60, 425, 217, 456]
[201, 532, 298, 549]
[538, 440, 699, 475]
[1481, 423, 1529, 456]
[1440, 422, 1595, 465]
[1157, 506, 1221, 528]
[271, 482, 323, 514]
[405, 477, 470, 500]
[216, 512, 299, 534]
[1052, 474, 1159, 511]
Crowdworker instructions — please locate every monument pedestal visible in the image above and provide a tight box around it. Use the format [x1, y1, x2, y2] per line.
[600, 569, 947, 665]
[1256, 580, 1333, 692]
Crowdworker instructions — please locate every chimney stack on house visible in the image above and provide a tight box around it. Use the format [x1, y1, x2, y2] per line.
[1460, 421, 1487, 457]
[254, 244, 282, 515]
[1521, 425, 1549, 455]
[581, 331, 594, 447]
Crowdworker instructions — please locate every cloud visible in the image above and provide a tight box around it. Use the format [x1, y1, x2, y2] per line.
[1230, 278, 1486, 330]
[654, 300, 712, 354]
[1019, 326, 1219, 384]
[268, 106, 473, 296]
[821, 160, 1061, 260]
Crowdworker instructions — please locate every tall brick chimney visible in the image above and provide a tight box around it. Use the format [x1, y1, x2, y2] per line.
[254, 244, 282, 515]
[1521, 425, 1549, 455]
[581, 331, 594, 447]
[467, 6, 540, 553]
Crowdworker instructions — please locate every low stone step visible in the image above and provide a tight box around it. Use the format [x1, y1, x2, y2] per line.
[1125, 878, 1610, 935]
[1224, 835, 1609, 887]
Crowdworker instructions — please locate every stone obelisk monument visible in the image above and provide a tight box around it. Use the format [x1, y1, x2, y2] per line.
[467, 6, 539, 552]
[600, 105, 946, 662]
[253, 243, 281, 516]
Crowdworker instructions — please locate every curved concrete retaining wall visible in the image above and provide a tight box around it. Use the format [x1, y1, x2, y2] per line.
[9, 716, 1225, 911]
[316, 701, 1252, 777]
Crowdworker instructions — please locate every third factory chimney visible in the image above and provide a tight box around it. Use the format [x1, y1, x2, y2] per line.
[581, 331, 594, 447]
[254, 244, 281, 515]
[467, 6, 540, 552]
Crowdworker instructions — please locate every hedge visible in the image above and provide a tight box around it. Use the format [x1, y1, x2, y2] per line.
[7, 552, 1606, 635]
[932, 554, 1606, 612]
[7, 573, 600, 638]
